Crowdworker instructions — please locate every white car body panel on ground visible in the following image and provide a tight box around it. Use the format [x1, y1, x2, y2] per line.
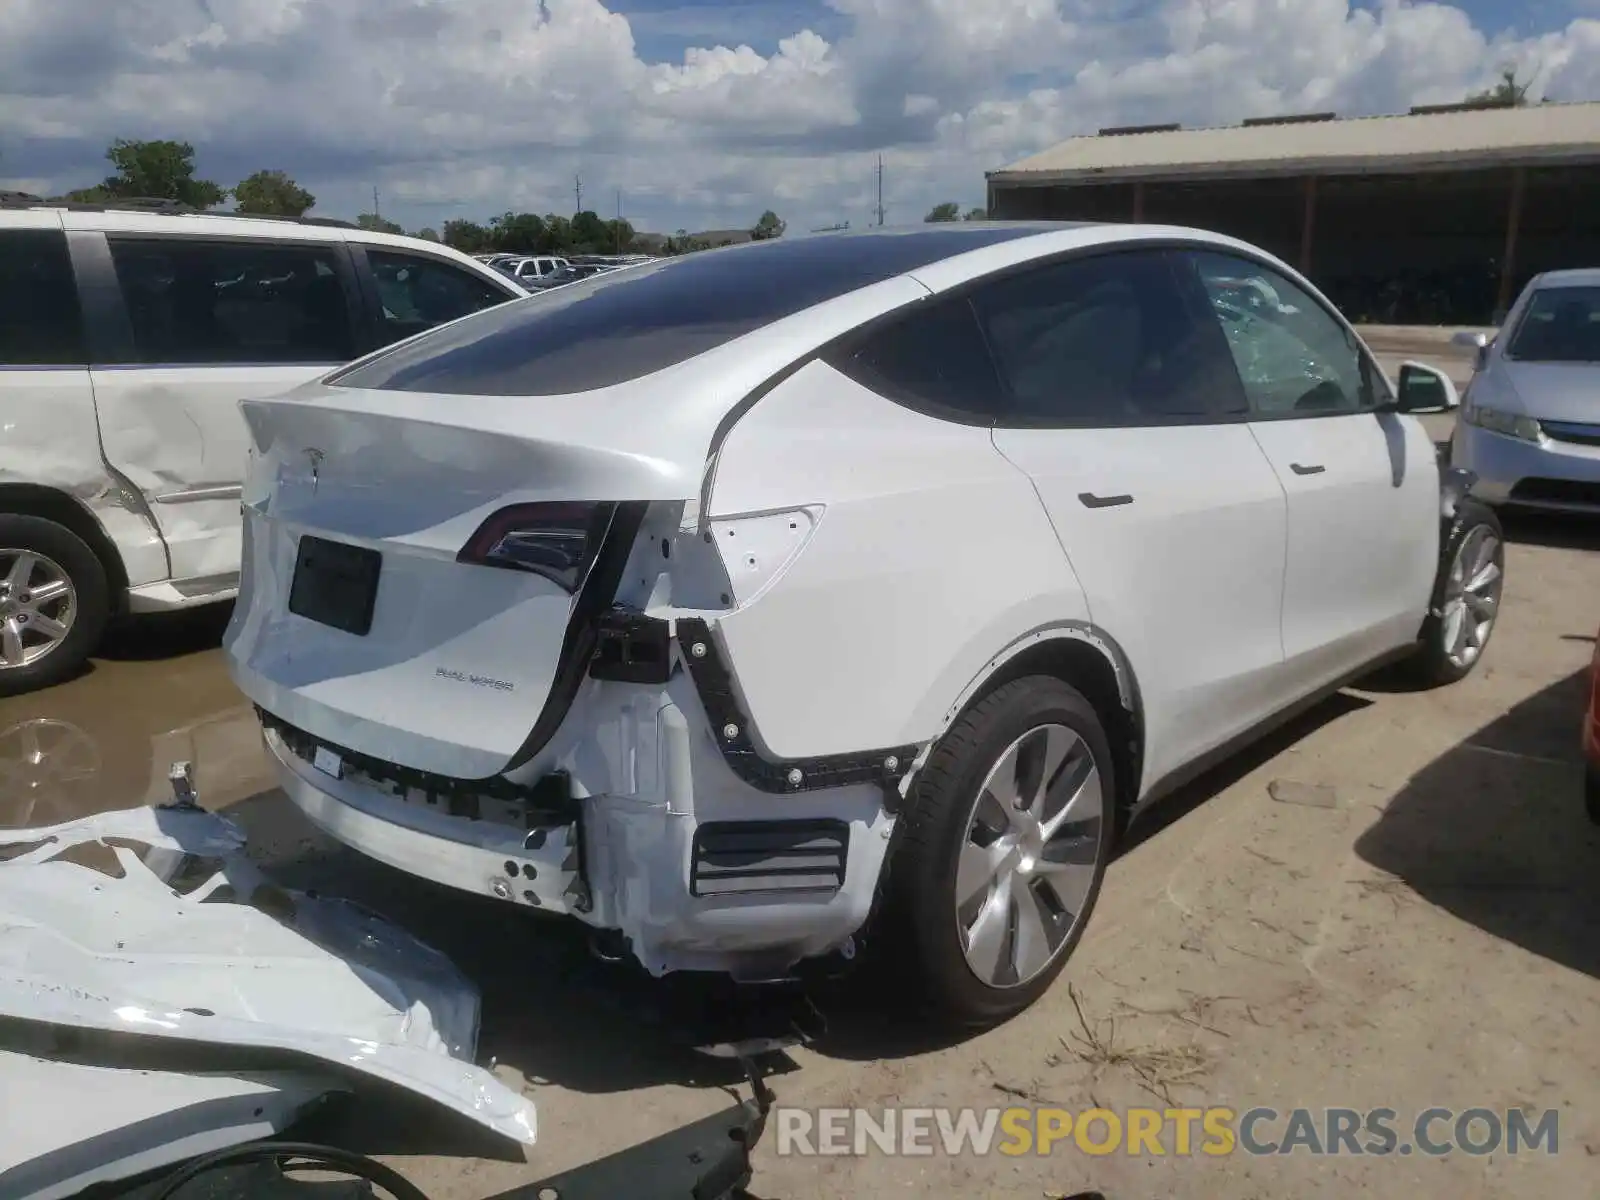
[0, 804, 538, 1145]
[0, 1051, 342, 1200]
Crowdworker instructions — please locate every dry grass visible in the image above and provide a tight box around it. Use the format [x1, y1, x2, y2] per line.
[1047, 984, 1211, 1105]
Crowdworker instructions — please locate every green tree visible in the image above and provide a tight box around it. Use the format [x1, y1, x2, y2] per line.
[963, 207, 987, 221]
[416, 227, 440, 242]
[356, 212, 405, 235]
[750, 210, 786, 240]
[99, 139, 227, 208]
[542, 215, 574, 252]
[441, 219, 491, 253]
[487, 211, 547, 253]
[924, 202, 961, 222]
[233, 169, 315, 217]
[569, 210, 610, 252]
[1466, 66, 1535, 107]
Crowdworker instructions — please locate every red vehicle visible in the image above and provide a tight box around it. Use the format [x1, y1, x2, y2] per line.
[1587, 630, 1600, 823]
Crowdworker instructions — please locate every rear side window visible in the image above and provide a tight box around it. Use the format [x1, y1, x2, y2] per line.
[1507, 285, 1600, 363]
[0, 229, 86, 366]
[367, 250, 513, 347]
[828, 297, 1005, 422]
[108, 238, 355, 365]
[971, 249, 1248, 427]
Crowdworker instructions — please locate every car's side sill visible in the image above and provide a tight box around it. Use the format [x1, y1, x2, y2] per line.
[1133, 642, 1419, 818]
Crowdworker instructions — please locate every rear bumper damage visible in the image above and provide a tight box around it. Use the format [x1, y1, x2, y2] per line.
[259, 617, 914, 980]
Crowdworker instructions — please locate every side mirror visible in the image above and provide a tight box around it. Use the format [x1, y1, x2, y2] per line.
[1396, 361, 1460, 414]
[1450, 330, 1492, 372]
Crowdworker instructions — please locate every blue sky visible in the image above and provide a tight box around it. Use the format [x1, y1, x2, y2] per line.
[2, 0, 1598, 235]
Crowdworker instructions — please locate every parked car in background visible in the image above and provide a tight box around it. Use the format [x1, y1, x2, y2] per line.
[498, 255, 570, 285]
[224, 223, 1491, 1026]
[0, 199, 525, 695]
[1451, 269, 1600, 513]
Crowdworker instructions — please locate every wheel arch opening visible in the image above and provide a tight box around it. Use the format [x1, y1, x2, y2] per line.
[0, 483, 130, 610]
[967, 634, 1144, 817]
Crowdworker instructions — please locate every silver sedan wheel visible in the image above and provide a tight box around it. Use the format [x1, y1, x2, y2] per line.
[955, 723, 1105, 988]
[1440, 524, 1502, 671]
[0, 550, 77, 670]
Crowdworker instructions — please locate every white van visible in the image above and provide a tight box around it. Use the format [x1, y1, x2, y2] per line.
[0, 199, 526, 695]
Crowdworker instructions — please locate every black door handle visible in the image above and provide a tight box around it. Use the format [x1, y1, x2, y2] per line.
[1078, 492, 1134, 509]
[1290, 462, 1326, 476]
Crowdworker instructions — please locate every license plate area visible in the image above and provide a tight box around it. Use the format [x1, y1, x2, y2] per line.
[288, 535, 382, 636]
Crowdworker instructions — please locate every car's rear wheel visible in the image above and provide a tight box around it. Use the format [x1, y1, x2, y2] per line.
[1411, 499, 1504, 687]
[882, 676, 1115, 1027]
[0, 516, 110, 697]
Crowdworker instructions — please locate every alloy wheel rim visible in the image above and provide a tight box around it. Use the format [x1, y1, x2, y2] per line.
[955, 722, 1105, 988]
[0, 550, 77, 670]
[1441, 526, 1502, 671]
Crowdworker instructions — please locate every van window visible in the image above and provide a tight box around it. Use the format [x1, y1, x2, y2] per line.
[0, 229, 87, 366]
[108, 237, 356, 365]
[367, 249, 514, 345]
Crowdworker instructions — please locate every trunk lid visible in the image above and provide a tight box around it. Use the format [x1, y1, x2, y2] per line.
[225, 384, 686, 780]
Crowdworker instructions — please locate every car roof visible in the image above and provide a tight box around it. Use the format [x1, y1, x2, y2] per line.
[331, 221, 1295, 401]
[0, 200, 499, 273]
[1528, 268, 1600, 289]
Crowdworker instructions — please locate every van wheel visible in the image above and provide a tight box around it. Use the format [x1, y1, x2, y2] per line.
[0, 516, 110, 697]
[883, 676, 1115, 1027]
[1411, 500, 1504, 687]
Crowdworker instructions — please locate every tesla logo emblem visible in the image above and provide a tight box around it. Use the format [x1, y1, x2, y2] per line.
[304, 448, 325, 493]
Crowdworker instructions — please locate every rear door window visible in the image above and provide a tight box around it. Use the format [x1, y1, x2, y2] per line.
[107, 237, 356, 365]
[367, 249, 515, 345]
[0, 229, 87, 366]
[970, 248, 1248, 427]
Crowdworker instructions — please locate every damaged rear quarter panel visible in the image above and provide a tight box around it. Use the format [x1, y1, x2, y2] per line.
[704, 360, 1096, 761]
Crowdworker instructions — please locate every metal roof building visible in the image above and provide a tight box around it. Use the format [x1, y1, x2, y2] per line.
[987, 101, 1600, 324]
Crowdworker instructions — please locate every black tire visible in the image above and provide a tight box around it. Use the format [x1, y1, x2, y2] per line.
[1586, 765, 1600, 826]
[879, 675, 1116, 1028]
[1409, 499, 1504, 688]
[0, 515, 110, 698]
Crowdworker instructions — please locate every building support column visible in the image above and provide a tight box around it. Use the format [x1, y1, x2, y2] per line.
[1495, 166, 1527, 322]
[1132, 181, 1146, 222]
[1299, 176, 1317, 275]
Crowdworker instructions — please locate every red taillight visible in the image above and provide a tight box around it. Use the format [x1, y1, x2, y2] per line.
[456, 501, 614, 593]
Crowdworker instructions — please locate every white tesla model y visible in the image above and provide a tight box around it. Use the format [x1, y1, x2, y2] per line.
[225, 223, 1501, 1024]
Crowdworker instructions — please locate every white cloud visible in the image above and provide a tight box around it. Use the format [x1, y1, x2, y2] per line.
[0, 0, 1595, 232]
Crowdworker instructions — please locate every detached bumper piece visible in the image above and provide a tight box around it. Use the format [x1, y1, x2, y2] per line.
[690, 819, 849, 898]
[676, 616, 917, 797]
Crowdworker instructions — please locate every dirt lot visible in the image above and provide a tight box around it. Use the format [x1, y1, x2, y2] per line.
[2, 510, 1597, 1199]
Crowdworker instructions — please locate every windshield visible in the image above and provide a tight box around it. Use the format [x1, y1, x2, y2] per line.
[1507, 286, 1600, 363]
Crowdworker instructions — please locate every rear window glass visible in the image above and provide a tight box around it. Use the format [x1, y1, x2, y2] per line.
[1507, 285, 1600, 363]
[328, 225, 1062, 396]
